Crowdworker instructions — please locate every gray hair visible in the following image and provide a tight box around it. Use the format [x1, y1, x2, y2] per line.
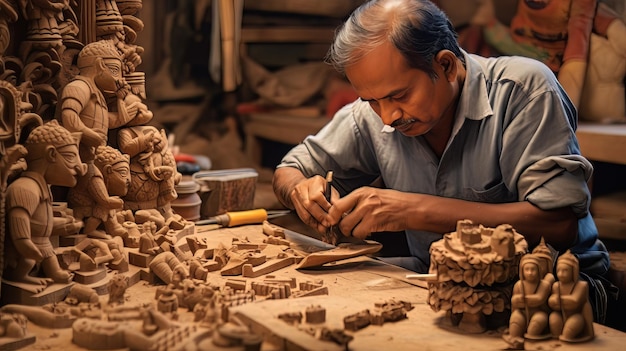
[325, 0, 464, 79]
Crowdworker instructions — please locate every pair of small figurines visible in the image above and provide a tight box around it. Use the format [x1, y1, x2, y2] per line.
[504, 249, 594, 349]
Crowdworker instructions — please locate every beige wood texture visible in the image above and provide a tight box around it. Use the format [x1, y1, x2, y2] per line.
[14, 225, 626, 350]
[577, 123, 626, 164]
[244, 113, 330, 166]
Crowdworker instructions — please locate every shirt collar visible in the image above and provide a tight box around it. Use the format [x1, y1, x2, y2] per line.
[450, 51, 493, 138]
[458, 51, 493, 120]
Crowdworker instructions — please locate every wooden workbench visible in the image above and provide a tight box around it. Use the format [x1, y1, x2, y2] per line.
[11, 224, 626, 351]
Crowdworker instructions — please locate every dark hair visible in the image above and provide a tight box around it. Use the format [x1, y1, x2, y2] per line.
[325, 0, 464, 79]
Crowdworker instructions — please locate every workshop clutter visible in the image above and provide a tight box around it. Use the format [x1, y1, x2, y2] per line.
[192, 168, 259, 218]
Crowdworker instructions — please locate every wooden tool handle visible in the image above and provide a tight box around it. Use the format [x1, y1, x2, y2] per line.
[226, 209, 268, 227]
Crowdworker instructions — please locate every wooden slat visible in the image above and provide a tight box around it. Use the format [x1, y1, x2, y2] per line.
[241, 27, 336, 43]
[577, 123, 626, 165]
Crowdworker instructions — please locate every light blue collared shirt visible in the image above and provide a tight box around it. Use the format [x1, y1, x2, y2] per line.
[278, 52, 608, 275]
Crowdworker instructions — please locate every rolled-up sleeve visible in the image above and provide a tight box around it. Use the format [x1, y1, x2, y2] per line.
[519, 155, 593, 217]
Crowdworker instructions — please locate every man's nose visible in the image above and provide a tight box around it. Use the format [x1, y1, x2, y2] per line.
[378, 101, 402, 125]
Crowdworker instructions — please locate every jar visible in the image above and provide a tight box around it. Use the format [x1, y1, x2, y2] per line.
[171, 179, 202, 221]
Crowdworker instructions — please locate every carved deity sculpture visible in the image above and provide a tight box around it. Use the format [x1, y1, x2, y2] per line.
[504, 254, 553, 348]
[548, 250, 594, 342]
[68, 145, 130, 238]
[3, 120, 85, 289]
[57, 39, 144, 162]
[116, 125, 181, 220]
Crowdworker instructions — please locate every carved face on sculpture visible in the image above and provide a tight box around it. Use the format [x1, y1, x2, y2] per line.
[556, 261, 573, 283]
[521, 261, 539, 282]
[94, 57, 123, 95]
[25, 120, 86, 187]
[48, 144, 83, 187]
[78, 40, 124, 95]
[95, 145, 130, 196]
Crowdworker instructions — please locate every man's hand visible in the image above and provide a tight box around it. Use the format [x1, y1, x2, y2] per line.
[289, 174, 339, 235]
[328, 187, 409, 240]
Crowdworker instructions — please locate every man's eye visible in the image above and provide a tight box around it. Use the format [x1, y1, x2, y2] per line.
[393, 93, 408, 102]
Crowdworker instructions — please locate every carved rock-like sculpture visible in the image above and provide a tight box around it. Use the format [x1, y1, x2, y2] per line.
[116, 125, 181, 219]
[428, 220, 528, 333]
[504, 253, 553, 348]
[68, 145, 130, 238]
[3, 120, 85, 289]
[548, 250, 595, 343]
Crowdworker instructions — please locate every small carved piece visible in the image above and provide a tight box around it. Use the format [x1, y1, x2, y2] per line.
[107, 273, 129, 305]
[295, 241, 382, 269]
[278, 311, 303, 325]
[149, 251, 187, 285]
[503, 253, 553, 348]
[343, 309, 371, 331]
[304, 305, 326, 324]
[548, 250, 594, 343]
[242, 254, 296, 278]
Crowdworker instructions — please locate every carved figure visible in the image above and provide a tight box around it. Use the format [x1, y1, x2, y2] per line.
[57, 39, 145, 161]
[548, 250, 594, 342]
[3, 120, 85, 288]
[138, 221, 174, 256]
[116, 125, 181, 219]
[428, 220, 528, 333]
[504, 254, 552, 348]
[107, 272, 129, 305]
[0, 313, 28, 339]
[67, 145, 130, 237]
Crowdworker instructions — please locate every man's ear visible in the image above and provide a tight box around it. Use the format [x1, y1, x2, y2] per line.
[104, 164, 113, 175]
[435, 50, 457, 82]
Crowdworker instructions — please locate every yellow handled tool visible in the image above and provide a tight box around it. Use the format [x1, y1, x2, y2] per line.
[195, 209, 291, 227]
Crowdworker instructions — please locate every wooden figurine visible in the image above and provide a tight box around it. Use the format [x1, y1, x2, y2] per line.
[3, 120, 85, 289]
[428, 220, 528, 333]
[67, 145, 130, 238]
[548, 250, 595, 342]
[504, 254, 553, 348]
[116, 125, 182, 220]
[57, 39, 145, 163]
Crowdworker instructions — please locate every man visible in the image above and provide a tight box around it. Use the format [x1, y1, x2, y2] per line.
[4, 120, 86, 289]
[272, 0, 612, 323]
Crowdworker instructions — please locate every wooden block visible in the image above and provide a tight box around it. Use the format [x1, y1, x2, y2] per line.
[128, 251, 153, 268]
[73, 267, 107, 285]
[0, 281, 74, 306]
[58, 234, 87, 247]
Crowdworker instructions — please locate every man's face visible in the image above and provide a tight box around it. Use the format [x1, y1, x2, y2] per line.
[344, 41, 456, 137]
[105, 160, 130, 196]
[47, 144, 84, 187]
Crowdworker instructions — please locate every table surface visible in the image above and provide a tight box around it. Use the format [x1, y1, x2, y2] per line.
[10, 224, 626, 351]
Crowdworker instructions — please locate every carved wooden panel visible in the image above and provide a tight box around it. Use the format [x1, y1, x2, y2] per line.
[0, 0, 146, 296]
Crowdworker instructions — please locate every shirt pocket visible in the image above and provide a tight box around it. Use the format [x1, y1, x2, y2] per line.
[460, 182, 514, 203]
